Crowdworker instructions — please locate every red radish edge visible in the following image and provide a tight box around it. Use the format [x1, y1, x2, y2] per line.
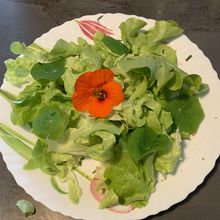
[79, 24, 93, 40]
[90, 178, 134, 214]
[90, 178, 104, 202]
[109, 205, 134, 214]
[80, 21, 113, 35]
[81, 20, 113, 31]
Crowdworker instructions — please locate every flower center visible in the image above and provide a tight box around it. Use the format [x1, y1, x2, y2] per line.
[93, 87, 107, 101]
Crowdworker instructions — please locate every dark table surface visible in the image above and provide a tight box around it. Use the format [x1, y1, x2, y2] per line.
[0, 0, 220, 220]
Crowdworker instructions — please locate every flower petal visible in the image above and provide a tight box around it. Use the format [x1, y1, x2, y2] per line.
[75, 69, 114, 92]
[88, 97, 112, 118]
[103, 81, 124, 106]
[91, 69, 114, 88]
[72, 92, 92, 111]
[74, 72, 94, 93]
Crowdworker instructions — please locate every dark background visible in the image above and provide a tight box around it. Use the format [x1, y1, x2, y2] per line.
[0, 0, 220, 219]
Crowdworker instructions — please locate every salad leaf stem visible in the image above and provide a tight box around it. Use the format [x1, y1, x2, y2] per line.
[50, 176, 68, 194]
[73, 166, 92, 181]
[0, 88, 17, 102]
[0, 122, 35, 146]
[0, 127, 32, 160]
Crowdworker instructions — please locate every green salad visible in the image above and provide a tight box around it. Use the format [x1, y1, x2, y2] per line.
[0, 17, 209, 209]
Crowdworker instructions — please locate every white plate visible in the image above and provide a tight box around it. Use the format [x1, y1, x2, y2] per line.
[1, 13, 220, 220]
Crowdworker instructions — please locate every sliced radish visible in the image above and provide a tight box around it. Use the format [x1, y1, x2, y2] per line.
[81, 20, 113, 31]
[109, 205, 134, 214]
[90, 178, 105, 202]
[90, 178, 135, 214]
[81, 22, 113, 36]
[79, 25, 93, 40]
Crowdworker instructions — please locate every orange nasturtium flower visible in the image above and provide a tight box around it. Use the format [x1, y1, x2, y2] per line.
[72, 69, 124, 118]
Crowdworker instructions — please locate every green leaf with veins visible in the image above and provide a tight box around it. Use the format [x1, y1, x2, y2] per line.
[32, 104, 67, 140]
[126, 127, 172, 161]
[164, 95, 205, 134]
[31, 58, 66, 81]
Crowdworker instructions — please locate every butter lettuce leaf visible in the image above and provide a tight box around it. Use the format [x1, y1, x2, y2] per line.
[47, 116, 123, 159]
[155, 130, 182, 175]
[146, 20, 183, 43]
[164, 95, 205, 134]
[5, 41, 49, 86]
[126, 127, 172, 161]
[104, 136, 156, 207]
[119, 17, 147, 48]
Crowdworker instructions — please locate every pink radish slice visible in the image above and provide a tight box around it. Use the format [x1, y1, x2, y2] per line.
[90, 178, 105, 202]
[80, 22, 113, 35]
[79, 25, 93, 40]
[90, 178, 134, 214]
[81, 20, 113, 31]
[109, 205, 134, 214]
[80, 23, 97, 35]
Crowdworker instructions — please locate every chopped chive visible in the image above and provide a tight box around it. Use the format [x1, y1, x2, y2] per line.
[162, 49, 165, 54]
[73, 167, 92, 181]
[185, 54, 192, 61]
[97, 15, 103, 22]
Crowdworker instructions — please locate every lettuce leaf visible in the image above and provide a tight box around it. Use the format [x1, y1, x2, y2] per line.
[47, 116, 123, 158]
[49, 39, 83, 59]
[155, 130, 182, 175]
[164, 95, 205, 134]
[119, 18, 147, 48]
[32, 104, 68, 140]
[99, 189, 119, 208]
[30, 139, 59, 175]
[86, 131, 116, 162]
[4, 57, 35, 86]
[126, 127, 172, 161]
[145, 20, 183, 43]
[5, 42, 49, 86]
[104, 136, 156, 207]
[121, 92, 161, 128]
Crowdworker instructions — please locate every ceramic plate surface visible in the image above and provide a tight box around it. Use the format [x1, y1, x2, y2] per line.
[0, 13, 220, 220]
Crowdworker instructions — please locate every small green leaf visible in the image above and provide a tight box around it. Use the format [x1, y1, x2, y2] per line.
[31, 58, 66, 81]
[101, 35, 129, 55]
[16, 200, 36, 217]
[51, 176, 68, 194]
[164, 95, 205, 133]
[99, 189, 119, 208]
[119, 17, 147, 47]
[68, 178, 82, 204]
[10, 41, 26, 55]
[49, 39, 80, 59]
[0, 126, 33, 161]
[197, 83, 209, 96]
[181, 74, 202, 96]
[32, 104, 66, 140]
[23, 159, 38, 170]
[32, 139, 58, 175]
[127, 127, 172, 161]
